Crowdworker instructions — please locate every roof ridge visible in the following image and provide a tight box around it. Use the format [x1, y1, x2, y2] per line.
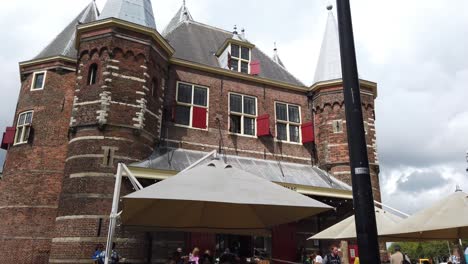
[254, 44, 305, 86]
[33, 1, 99, 60]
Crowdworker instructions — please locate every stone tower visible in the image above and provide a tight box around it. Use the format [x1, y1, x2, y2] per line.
[310, 6, 381, 201]
[48, 0, 173, 262]
[0, 2, 99, 263]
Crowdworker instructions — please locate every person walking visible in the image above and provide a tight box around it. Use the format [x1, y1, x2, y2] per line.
[322, 246, 341, 264]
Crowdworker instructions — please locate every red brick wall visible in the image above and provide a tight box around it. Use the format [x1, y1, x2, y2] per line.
[0, 66, 75, 263]
[163, 65, 316, 165]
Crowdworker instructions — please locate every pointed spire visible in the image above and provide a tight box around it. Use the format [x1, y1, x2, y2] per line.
[313, 4, 342, 84]
[162, 0, 194, 36]
[272, 42, 285, 68]
[100, 0, 156, 29]
[34, 1, 99, 60]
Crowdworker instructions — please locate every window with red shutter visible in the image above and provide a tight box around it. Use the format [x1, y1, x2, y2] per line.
[301, 121, 315, 144]
[257, 114, 270, 136]
[174, 82, 209, 129]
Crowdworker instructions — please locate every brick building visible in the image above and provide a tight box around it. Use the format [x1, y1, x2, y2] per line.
[0, 0, 380, 263]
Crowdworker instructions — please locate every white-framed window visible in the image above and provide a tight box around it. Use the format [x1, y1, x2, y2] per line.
[31, 71, 46, 90]
[275, 102, 301, 143]
[174, 81, 209, 129]
[230, 44, 251, 74]
[14, 111, 33, 145]
[229, 93, 257, 136]
[332, 120, 343, 133]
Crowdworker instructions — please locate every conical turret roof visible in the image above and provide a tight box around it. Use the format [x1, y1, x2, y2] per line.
[99, 0, 156, 29]
[34, 1, 99, 60]
[313, 6, 342, 84]
[162, 1, 194, 36]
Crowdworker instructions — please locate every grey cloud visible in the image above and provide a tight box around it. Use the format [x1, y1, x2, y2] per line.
[397, 171, 448, 194]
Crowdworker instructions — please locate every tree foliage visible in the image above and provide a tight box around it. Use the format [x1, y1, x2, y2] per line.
[388, 241, 453, 261]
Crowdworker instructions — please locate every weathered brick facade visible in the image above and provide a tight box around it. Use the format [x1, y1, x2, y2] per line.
[0, 2, 381, 263]
[312, 82, 381, 201]
[0, 60, 76, 263]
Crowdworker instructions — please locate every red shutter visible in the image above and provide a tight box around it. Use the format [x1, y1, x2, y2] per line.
[257, 114, 270, 137]
[192, 106, 207, 129]
[187, 233, 216, 253]
[1, 127, 16, 150]
[250, 60, 261, 75]
[301, 121, 315, 144]
[272, 223, 297, 263]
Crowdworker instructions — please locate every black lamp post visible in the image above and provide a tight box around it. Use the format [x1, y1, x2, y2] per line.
[335, 1, 381, 263]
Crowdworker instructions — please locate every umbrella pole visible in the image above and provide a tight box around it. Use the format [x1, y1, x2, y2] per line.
[459, 239, 466, 264]
[104, 164, 124, 264]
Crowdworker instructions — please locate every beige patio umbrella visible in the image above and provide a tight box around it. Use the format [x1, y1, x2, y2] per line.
[308, 207, 403, 240]
[121, 159, 332, 235]
[381, 190, 468, 241]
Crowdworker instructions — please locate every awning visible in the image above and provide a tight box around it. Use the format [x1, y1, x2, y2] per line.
[308, 207, 403, 240]
[381, 191, 468, 241]
[121, 159, 332, 235]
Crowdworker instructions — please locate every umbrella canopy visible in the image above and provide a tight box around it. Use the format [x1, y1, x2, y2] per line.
[382, 191, 468, 241]
[308, 207, 403, 240]
[121, 159, 332, 235]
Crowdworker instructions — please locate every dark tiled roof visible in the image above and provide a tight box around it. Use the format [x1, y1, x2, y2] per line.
[165, 21, 304, 86]
[133, 148, 351, 191]
[34, 1, 99, 60]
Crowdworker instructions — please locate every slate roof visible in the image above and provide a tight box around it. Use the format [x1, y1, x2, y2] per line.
[313, 7, 342, 84]
[164, 21, 304, 86]
[99, 0, 156, 29]
[133, 148, 351, 191]
[34, 1, 99, 60]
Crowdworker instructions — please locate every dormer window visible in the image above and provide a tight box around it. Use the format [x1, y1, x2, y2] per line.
[230, 44, 250, 73]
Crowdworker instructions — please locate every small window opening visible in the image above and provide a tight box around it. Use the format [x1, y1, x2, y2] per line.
[88, 64, 98, 85]
[332, 120, 343, 133]
[152, 79, 158, 98]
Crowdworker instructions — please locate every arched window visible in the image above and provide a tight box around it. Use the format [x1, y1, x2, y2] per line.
[151, 79, 158, 98]
[88, 63, 98, 85]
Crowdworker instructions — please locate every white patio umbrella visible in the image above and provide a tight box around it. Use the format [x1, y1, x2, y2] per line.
[381, 191, 468, 241]
[308, 207, 403, 240]
[121, 159, 332, 235]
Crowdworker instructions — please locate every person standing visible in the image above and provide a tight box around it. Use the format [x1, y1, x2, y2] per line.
[200, 250, 214, 264]
[390, 245, 405, 264]
[314, 251, 323, 264]
[322, 246, 341, 264]
[92, 244, 104, 264]
[189, 247, 200, 264]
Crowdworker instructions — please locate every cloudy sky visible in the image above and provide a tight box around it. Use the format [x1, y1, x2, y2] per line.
[0, 0, 467, 214]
